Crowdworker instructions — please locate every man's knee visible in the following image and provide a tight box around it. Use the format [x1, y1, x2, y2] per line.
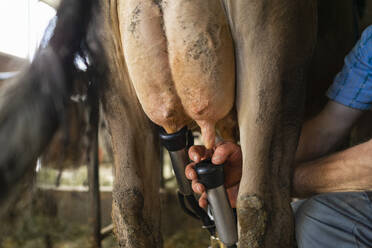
[292, 192, 370, 248]
[293, 196, 328, 247]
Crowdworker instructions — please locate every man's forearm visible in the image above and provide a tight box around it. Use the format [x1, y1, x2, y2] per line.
[292, 139, 372, 198]
[295, 101, 363, 163]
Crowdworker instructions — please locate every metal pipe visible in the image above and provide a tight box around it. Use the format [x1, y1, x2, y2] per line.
[159, 126, 193, 195]
[207, 185, 237, 246]
[168, 149, 193, 195]
[159, 126, 216, 235]
[195, 159, 238, 247]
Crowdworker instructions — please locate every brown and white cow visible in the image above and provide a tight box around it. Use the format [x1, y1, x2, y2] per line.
[87, 0, 317, 247]
[0, 0, 317, 247]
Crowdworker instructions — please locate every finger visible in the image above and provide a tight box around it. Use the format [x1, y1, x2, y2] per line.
[185, 163, 197, 180]
[212, 142, 240, 164]
[192, 180, 205, 194]
[201, 149, 213, 161]
[199, 192, 208, 208]
[188, 145, 207, 162]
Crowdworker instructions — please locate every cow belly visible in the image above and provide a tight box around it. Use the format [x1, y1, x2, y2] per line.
[119, 0, 235, 148]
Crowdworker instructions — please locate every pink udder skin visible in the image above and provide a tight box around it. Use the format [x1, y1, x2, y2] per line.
[196, 120, 216, 150]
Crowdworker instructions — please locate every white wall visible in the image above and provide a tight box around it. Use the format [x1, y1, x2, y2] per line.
[0, 0, 55, 60]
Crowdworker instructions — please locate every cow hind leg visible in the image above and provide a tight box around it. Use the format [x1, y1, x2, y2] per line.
[221, 0, 317, 247]
[88, 1, 162, 247]
[102, 79, 162, 248]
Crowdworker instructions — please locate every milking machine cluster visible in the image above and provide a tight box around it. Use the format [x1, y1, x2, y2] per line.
[159, 126, 238, 248]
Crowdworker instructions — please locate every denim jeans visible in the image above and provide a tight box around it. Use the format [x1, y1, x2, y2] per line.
[292, 192, 372, 248]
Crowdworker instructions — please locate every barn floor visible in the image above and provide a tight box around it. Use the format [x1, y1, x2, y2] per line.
[0, 191, 210, 248]
[0, 161, 211, 248]
[1, 225, 209, 248]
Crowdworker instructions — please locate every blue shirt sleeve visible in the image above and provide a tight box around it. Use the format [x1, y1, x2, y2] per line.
[327, 25, 372, 110]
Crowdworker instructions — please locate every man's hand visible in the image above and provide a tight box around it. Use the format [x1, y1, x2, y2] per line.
[185, 141, 242, 208]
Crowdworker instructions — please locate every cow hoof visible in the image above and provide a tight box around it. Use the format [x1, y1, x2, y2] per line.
[237, 194, 267, 248]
